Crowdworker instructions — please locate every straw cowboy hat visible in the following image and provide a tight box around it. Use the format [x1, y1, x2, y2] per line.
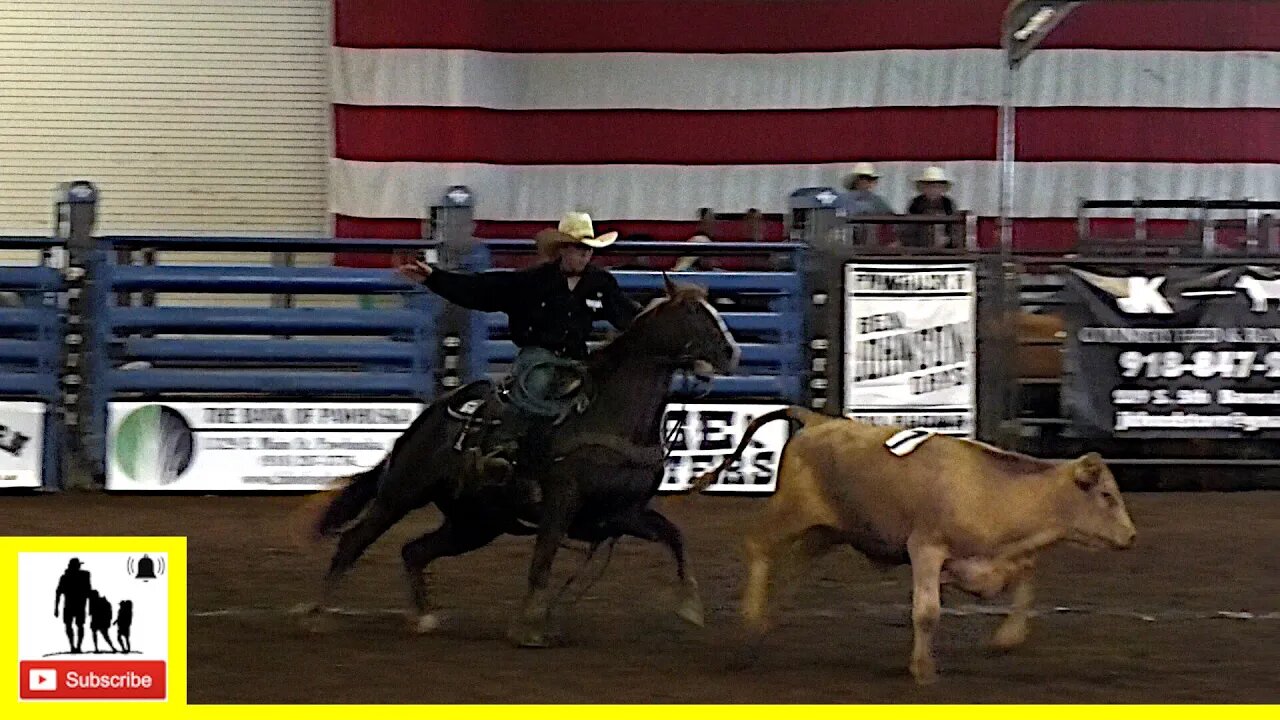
[841, 162, 881, 190]
[534, 211, 619, 260]
[914, 165, 952, 187]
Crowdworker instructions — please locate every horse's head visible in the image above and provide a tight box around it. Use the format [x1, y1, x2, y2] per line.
[627, 274, 740, 379]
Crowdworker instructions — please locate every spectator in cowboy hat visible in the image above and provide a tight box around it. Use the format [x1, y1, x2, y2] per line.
[905, 165, 960, 248]
[838, 162, 895, 245]
[839, 162, 895, 217]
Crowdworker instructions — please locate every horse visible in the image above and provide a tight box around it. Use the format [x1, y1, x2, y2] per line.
[296, 275, 740, 647]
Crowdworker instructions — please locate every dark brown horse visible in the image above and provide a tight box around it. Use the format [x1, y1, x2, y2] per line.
[297, 276, 739, 646]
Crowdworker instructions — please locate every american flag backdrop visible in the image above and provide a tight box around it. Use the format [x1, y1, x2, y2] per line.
[330, 0, 1279, 253]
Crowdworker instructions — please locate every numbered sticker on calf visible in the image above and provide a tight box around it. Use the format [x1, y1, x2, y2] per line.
[884, 428, 936, 457]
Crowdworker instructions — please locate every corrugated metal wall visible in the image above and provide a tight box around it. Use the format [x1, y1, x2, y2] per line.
[0, 1, 330, 238]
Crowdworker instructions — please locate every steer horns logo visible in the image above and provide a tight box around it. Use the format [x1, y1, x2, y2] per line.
[1080, 269, 1280, 315]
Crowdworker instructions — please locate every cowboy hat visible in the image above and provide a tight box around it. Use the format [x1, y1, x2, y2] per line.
[534, 211, 619, 260]
[842, 161, 880, 190]
[914, 165, 952, 185]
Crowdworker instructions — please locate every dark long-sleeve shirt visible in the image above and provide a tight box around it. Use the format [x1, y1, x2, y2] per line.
[423, 261, 641, 360]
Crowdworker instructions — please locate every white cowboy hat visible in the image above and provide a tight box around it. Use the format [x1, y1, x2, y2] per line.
[915, 165, 952, 184]
[673, 232, 713, 271]
[842, 162, 881, 189]
[534, 211, 619, 260]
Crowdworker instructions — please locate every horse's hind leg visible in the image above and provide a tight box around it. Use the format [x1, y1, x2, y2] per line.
[295, 501, 406, 627]
[401, 519, 501, 634]
[620, 509, 704, 627]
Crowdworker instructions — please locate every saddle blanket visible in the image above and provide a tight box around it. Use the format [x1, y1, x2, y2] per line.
[884, 428, 937, 457]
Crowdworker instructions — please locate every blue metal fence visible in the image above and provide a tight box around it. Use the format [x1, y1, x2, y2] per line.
[0, 236, 66, 489]
[82, 235, 443, 477]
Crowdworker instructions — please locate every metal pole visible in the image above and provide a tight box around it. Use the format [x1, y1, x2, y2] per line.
[60, 181, 100, 490]
[997, 61, 1017, 254]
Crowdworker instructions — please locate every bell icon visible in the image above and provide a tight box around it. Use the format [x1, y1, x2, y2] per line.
[135, 555, 157, 581]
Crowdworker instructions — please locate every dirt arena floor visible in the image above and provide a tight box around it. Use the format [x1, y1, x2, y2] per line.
[2, 490, 1277, 704]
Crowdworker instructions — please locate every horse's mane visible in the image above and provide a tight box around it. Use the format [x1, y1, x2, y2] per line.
[584, 282, 708, 373]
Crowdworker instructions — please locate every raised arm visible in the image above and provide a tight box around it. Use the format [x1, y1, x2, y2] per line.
[400, 261, 523, 313]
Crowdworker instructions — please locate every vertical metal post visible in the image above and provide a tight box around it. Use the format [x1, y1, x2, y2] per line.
[1198, 197, 1214, 256]
[271, 251, 295, 309]
[58, 181, 101, 490]
[1134, 197, 1147, 246]
[432, 186, 478, 394]
[1075, 197, 1090, 249]
[1244, 198, 1259, 255]
[997, 60, 1017, 255]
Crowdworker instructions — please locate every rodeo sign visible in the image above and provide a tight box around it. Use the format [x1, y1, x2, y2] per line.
[1062, 265, 1280, 438]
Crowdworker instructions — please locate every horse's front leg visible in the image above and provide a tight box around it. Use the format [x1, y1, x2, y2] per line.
[509, 478, 578, 648]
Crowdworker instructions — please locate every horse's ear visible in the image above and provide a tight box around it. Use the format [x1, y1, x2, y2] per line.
[662, 271, 677, 297]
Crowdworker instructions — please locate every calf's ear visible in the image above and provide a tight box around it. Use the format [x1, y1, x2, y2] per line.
[1073, 451, 1105, 490]
[662, 271, 678, 297]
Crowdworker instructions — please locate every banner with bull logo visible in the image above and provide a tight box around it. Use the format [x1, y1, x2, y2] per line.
[842, 263, 977, 436]
[1061, 265, 1280, 438]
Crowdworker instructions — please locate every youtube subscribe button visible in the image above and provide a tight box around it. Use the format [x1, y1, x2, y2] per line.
[20, 660, 166, 701]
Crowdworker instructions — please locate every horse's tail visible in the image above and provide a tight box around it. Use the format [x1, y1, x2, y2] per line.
[294, 460, 385, 543]
[688, 406, 839, 494]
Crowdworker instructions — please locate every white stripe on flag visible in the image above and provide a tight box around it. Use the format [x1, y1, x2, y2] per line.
[332, 47, 1280, 110]
[329, 158, 1280, 221]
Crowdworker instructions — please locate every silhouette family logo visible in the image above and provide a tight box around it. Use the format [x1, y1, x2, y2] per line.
[18, 551, 169, 701]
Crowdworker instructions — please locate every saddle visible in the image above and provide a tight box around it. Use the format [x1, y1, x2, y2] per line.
[443, 371, 590, 475]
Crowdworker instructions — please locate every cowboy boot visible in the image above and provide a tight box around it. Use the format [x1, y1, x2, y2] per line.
[457, 409, 525, 498]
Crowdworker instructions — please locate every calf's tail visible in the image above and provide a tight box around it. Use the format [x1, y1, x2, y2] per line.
[688, 406, 839, 493]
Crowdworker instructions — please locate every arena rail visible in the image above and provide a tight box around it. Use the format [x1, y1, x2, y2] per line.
[0, 236, 66, 490]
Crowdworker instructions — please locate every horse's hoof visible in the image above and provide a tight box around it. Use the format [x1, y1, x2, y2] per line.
[288, 602, 318, 616]
[303, 612, 335, 635]
[676, 597, 705, 627]
[675, 579, 705, 627]
[507, 622, 554, 648]
[412, 613, 440, 635]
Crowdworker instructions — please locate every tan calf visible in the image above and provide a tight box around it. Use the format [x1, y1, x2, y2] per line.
[692, 408, 1137, 685]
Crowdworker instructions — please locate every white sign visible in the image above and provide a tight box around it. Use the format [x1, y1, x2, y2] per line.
[105, 401, 425, 491]
[843, 263, 977, 436]
[0, 401, 45, 488]
[658, 403, 789, 494]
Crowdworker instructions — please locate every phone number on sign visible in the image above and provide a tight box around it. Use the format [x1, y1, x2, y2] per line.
[1119, 350, 1280, 379]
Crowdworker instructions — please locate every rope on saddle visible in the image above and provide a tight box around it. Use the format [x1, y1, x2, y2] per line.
[506, 356, 592, 419]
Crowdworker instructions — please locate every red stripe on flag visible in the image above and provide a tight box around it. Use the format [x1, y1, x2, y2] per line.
[334, 0, 1005, 51]
[334, 0, 1280, 52]
[1018, 108, 1280, 164]
[334, 106, 997, 164]
[1043, 1, 1280, 51]
[334, 106, 1278, 165]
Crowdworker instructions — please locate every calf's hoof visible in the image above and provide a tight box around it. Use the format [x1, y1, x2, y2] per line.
[990, 621, 1028, 650]
[909, 656, 938, 686]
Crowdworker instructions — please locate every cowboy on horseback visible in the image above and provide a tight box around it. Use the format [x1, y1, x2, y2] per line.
[398, 211, 641, 503]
